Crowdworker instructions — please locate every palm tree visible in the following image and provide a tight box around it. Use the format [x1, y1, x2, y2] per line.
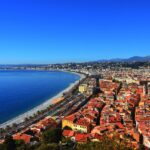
[5, 125, 11, 133]
[0, 128, 5, 136]
[24, 117, 29, 122]
[37, 110, 42, 115]
[12, 123, 17, 128]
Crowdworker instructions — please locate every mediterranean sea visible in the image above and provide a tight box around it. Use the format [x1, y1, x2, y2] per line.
[0, 70, 80, 124]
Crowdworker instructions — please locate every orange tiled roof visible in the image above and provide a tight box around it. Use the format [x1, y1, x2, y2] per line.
[63, 130, 75, 137]
[13, 133, 32, 144]
[75, 133, 88, 142]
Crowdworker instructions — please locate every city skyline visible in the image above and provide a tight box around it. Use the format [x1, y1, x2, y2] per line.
[0, 0, 150, 64]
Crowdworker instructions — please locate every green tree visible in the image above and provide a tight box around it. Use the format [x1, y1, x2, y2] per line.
[0, 144, 6, 150]
[76, 140, 133, 150]
[15, 140, 26, 150]
[42, 128, 61, 144]
[37, 143, 59, 150]
[4, 135, 16, 150]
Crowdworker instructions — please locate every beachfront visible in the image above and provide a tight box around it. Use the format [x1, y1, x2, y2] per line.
[0, 71, 85, 129]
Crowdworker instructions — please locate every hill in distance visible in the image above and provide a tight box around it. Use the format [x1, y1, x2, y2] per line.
[97, 56, 150, 62]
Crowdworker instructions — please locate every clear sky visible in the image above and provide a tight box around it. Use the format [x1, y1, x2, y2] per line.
[0, 0, 150, 64]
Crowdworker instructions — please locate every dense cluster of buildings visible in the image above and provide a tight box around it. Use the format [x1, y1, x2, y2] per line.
[78, 78, 96, 95]
[62, 77, 150, 149]
[13, 116, 57, 144]
[62, 97, 105, 141]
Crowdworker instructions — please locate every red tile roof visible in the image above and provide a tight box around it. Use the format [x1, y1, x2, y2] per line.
[116, 123, 124, 129]
[63, 130, 75, 137]
[75, 133, 88, 142]
[13, 133, 32, 144]
[93, 133, 103, 141]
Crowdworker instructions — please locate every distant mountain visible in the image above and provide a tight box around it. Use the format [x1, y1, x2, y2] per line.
[127, 56, 150, 62]
[97, 56, 150, 62]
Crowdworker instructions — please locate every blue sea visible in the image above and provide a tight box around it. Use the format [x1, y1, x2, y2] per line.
[0, 70, 80, 124]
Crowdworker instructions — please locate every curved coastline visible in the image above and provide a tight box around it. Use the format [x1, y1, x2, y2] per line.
[0, 70, 85, 129]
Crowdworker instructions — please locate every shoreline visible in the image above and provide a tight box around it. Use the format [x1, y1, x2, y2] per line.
[0, 70, 85, 129]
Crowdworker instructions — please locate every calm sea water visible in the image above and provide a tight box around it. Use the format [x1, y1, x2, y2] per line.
[0, 70, 80, 124]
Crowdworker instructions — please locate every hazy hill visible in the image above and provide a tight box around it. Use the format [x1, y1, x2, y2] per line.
[97, 56, 150, 62]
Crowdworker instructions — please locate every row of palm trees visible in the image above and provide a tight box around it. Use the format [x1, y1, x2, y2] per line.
[0, 104, 53, 139]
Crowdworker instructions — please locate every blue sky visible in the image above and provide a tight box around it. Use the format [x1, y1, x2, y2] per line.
[0, 0, 150, 64]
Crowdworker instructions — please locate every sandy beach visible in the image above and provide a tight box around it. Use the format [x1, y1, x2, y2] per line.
[0, 71, 85, 129]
